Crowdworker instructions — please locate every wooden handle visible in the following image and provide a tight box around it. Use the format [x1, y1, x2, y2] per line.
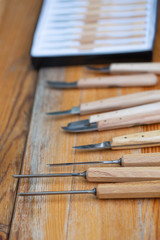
[98, 112, 160, 131]
[96, 181, 160, 199]
[121, 153, 160, 167]
[80, 90, 160, 115]
[110, 130, 160, 149]
[90, 102, 160, 123]
[86, 167, 160, 182]
[77, 74, 157, 88]
[110, 63, 160, 74]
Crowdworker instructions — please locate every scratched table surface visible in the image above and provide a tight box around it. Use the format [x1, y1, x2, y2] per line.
[0, 0, 160, 240]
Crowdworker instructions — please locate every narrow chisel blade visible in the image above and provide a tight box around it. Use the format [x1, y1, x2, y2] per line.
[62, 122, 98, 132]
[67, 119, 90, 128]
[73, 141, 111, 150]
[47, 159, 120, 167]
[46, 81, 78, 89]
[46, 106, 80, 116]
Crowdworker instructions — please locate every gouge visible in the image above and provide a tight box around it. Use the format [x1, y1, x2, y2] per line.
[17, 181, 160, 199]
[73, 130, 160, 150]
[47, 152, 160, 167]
[13, 167, 160, 183]
[87, 62, 160, 74]
[62, 102, 160, 132]
[46, 73, 157, 89]
[47, 90, 160, 116]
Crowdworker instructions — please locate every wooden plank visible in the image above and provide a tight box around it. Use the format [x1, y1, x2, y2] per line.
[0, 0, 43, 239]
[9, 4, 160, 240]
[10, 74, 160, 240]
[9, 67, 82, 239]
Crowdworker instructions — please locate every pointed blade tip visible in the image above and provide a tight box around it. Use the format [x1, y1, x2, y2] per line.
[46, 81, 77, 89]
[72, 145, 90, 150]
[72, 141, 111, 150]
[62, 126, 77, 132]
[46, 112, 69, 116]
[72, 146, 79, 149]
[18, 193, 24, 196]
[62, 126, 68, 131]
[46, 112, 53, 116]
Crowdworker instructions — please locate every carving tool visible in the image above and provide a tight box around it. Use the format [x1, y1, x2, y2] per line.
[47, 153, 160, 168]
[72, 130, 160, 150]
[87, 62, 160, 74]
[13, 167, 160, 183]
[46, 73, 157, 89]
[17, 181, 160, 199]
[62, 102, 160, 132]
[47, 90, 160, 116]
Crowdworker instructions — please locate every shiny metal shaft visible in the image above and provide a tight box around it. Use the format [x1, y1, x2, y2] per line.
[46, 80, 78, 89]
[18, 189, 96, 196]
[47, 159, 121, 167]
[46, 106, 80, 116]
[13, 171, 86, 179]
[73, 141, 111, 150]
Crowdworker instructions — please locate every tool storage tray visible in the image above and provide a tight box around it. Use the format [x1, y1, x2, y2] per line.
[31, 0, 158, 68]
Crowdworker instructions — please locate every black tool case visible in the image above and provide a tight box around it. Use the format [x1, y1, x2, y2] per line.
[31, 0, 158, 68]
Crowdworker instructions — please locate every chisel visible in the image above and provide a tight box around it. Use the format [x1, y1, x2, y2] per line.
[47, 152, 160, 167]
[46, 73, 157, 89]
[73, 130, 160, 150]
[17, 181, 160, 199]
[47, 90, 160, 116]
[13, 167, 160, 183]
[87, 62, 160, 74]
[62, 102, 160, 132]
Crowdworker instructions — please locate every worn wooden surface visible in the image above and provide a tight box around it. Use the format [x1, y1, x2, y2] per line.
[0, 1, 160, 240]
[0, 0, 42, 239]
[9, 65, 160, 240]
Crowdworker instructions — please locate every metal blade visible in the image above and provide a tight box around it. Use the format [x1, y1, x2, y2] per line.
[47, 159, 121, 167]
[62, 122, 98, 132]
[87, 65, 110, 73]
[73, 141, 111, 150]
[67, 119, 90, 128]
[18, 189, 96, 197]
[46, 81, 78, 89]
[13, 171, 86, 179]
[46, 106, 80, 116]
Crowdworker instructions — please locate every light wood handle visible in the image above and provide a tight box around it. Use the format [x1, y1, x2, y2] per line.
[121, 153, 160, 167]
[90, 102, 160, 123]
[77, 74, 157, 88]
[110, 63, 160, 74]
[80, 90, 160, 115]
[110, 130, 160, 149]
[86, 167, 160, 183]
[96, 181, 160, 199]
[98, 112, 160, 131]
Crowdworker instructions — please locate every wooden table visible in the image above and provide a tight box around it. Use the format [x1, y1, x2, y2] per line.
[0, 1, 160, 240]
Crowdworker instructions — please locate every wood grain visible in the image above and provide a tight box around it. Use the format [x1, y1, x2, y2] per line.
[9, 3, 160, 240]
[98, 111, 160, 131]
[0, 0, 43, 239]
[78, 74, 158, 88]
[9, 65, 160, 240]
[111, 130, 160, 149]
[86, 167, 160, 182]
[96, 181, 160, 199]
[90, 101, 160, 123]
[110, 62, 160, 74]
[80, 90, 160, 115]
[122, 153, 160, 167]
